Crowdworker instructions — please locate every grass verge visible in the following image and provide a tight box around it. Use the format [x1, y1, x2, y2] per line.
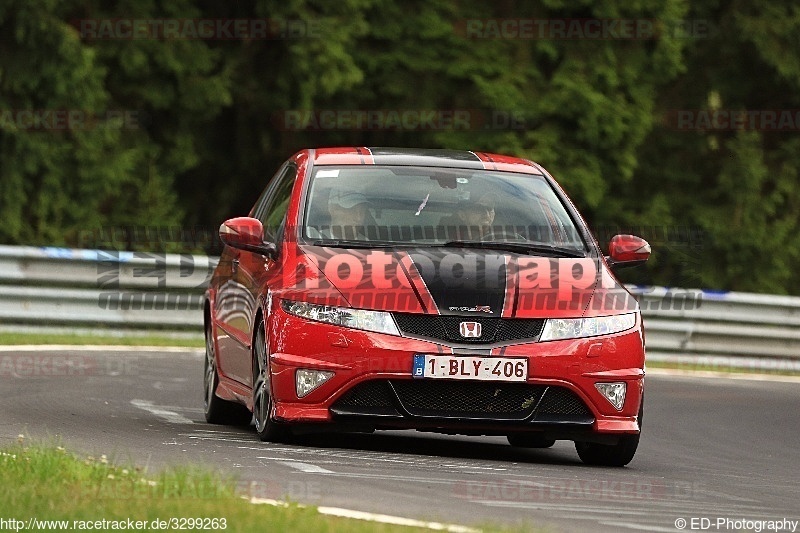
[0, 332, 203, 348]
[0, 441, 526, 533]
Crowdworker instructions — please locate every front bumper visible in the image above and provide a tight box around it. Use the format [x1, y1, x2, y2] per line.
[267, 310, 645, 439]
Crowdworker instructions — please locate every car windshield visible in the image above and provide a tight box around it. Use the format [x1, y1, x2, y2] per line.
[302, 166, 587, 252]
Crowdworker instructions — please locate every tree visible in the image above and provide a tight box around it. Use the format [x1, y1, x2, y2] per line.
[633, 0, 800, 293]
[0, 0, 231, 251]
[4, 0, 800, 295]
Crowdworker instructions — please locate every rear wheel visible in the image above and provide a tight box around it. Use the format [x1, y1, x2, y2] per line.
[575, 399, 643, 467]
[252, 320, 291, 442]
[204, 321, 252, 425]
[507, 434, 556, 448]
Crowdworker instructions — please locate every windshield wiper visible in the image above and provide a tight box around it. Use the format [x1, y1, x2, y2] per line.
[309, 239, 405, 249]
[441, 240, 586, 258]
[308, 239, 586, 257]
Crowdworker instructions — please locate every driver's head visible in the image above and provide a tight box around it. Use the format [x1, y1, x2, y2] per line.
[459, 191, 497, 228]
[328, 189, 370, 227]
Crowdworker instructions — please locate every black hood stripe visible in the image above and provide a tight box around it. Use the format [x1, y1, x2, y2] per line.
[395, 251, 440, 315]
[407, 253, 440, 315]
[502, 255, 520, 318]
[395, 252, 426, 313]
[401, 249, 508, 317]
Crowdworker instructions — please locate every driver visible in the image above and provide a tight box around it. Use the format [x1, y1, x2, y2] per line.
[439, 191, 498, 239]
[324, 189, 371, 239]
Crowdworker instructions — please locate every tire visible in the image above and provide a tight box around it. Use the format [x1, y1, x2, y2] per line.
[204, 321, 252, 425]
[252, 320, 291, 443]
[507, 434, 556, 448]
[575, 398, 643, 467]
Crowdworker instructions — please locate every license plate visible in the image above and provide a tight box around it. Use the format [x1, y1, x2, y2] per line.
[412, 354, 528, 381]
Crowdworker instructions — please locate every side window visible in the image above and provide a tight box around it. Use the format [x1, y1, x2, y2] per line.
[259, 166, 297, 243]
[251, 165, 286, 221]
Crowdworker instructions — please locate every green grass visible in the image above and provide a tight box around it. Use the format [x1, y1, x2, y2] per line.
[0, 332, 203, 348]
[0, 442, 535, 533]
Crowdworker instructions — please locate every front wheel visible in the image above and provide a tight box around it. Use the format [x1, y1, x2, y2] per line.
[575, 399, 643, 467]
[252, 320, 291, 442]
[574, 434, 640, 466]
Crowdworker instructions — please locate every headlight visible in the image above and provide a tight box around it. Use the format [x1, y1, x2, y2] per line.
[539, 313, 636, 341]
[281, 300, 400, 336]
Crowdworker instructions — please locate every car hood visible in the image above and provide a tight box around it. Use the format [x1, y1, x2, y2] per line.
[294, 245, 638, 319]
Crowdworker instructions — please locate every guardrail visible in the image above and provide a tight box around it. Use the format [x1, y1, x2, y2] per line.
[629, 287, 800, 369]
[0, 245, 212, 330]
[1, 245, 798, 368]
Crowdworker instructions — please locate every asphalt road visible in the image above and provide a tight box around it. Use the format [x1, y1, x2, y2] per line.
[1, 347, 798, 532]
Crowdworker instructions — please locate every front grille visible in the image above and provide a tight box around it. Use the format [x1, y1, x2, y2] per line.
[537, 387, 592, 416]
[391, 380, 545, 419]
[331, 380, 593, 421]
[335, 380, 395, 408]
[393, 314, 544, 345]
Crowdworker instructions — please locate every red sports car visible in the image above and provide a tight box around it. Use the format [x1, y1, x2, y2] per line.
[204, 147, 651, 466]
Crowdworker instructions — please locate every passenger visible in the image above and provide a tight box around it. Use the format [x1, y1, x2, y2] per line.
[439, 191, 498, 239]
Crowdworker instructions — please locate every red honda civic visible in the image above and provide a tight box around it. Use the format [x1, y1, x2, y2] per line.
[203, 147, 651, 466]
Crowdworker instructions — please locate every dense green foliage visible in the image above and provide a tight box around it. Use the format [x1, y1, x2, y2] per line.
[1, 0, 799, 293]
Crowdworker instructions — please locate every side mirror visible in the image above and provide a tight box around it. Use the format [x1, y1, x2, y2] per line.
[219, 217, 277, 258]
[606, 234, 651, 269]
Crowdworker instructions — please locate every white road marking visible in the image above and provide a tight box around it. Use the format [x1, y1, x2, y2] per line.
[127, 402, 201, 413]
[316, 506, 480, 532]
[130, 399, 194, 424]
[247, 497, 479, 532]
[242, 445, 510, 474]
[470, 499, 772, 518]
[275, 460, 334, 474]
[277, 468, 467, 486]
[187, 435, 257, 444]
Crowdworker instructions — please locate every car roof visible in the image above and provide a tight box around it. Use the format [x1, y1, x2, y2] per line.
[311, 147, 544, 174]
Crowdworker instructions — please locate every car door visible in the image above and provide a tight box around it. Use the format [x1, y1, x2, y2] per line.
[217, 164, 298, 386]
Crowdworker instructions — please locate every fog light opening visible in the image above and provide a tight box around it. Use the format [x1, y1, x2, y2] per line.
[595, 382, 626, 411]
[296, 369, 334, 398]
